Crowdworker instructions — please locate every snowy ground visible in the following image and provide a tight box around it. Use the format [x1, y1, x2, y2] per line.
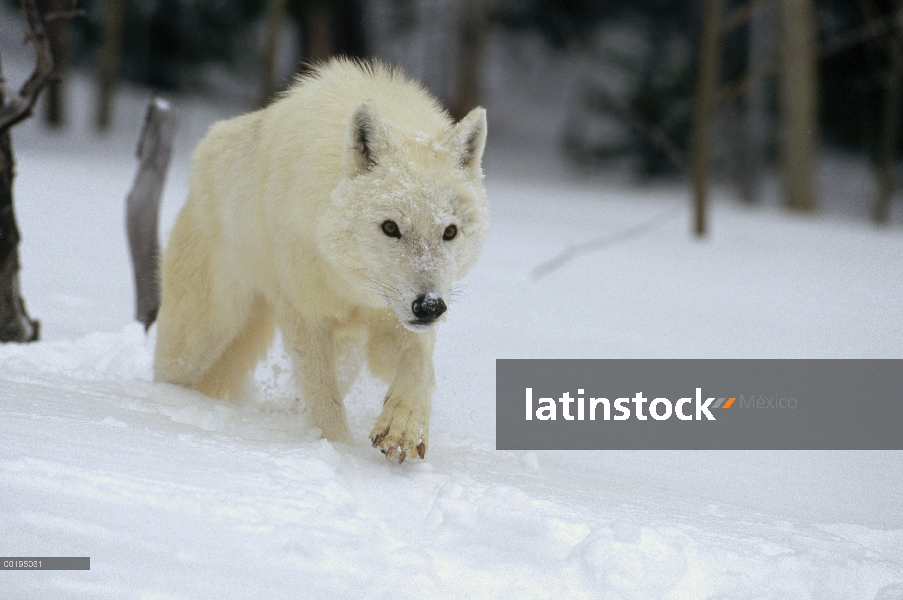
[2, 40, 903, 599]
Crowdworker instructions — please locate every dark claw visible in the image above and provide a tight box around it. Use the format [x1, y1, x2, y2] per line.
[398, 450, 407, 464]
[417, 442, 426, 459]
[372, 432, 386, 447]
[385, 446, 396, 460]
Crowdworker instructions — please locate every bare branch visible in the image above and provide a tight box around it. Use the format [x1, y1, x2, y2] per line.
[819, 7, 903, 57]
[718, 61, 777, 106]
[718, 7, 903, 107]
[531, 210, 680, 280]
[720, 0, 774, 37]
[44, 9, 85, 22]
[0, 0, 55, 135]
[589, 85, 688, 172]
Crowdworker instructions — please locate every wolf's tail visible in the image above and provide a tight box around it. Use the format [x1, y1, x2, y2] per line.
[126, 96, 176, 331]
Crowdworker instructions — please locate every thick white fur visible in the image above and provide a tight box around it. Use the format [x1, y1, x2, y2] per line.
[154, 59, 489, 461]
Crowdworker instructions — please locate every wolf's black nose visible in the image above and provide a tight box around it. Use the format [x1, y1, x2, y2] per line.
[412, 294, 446, 320]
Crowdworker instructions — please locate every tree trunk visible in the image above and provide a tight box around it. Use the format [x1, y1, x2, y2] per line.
[304, 7, 334, 64]
[450, 0, 487, 121]
[743, 0, 775, 203]
[126, 97, 175, 330]
[39, 0, 70, 128]
[331, 0, 367, 59]
[0, 83, 39, 343]
[0, 0, 60, 343]
[96, 0, 126, 131]
[874, 0, 903, 224]
[691, 0, 723, 237]
[259, 0, 289, 108]
[725, 98, 757, 203]
[779, 0, 818, 211]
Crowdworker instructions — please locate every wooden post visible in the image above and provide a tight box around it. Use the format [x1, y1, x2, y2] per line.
[126, 97, 176, 330]
[691, 0, 723, 237]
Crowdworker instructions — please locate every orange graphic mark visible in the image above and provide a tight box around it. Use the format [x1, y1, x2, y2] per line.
[722, 397, 735, 409]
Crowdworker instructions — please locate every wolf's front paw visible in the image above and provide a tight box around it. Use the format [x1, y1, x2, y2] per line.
[370, 404, 428, 463]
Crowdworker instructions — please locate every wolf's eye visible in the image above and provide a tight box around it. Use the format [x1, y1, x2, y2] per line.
[381, 220, 401, 238]
[443, 224, 458, 241]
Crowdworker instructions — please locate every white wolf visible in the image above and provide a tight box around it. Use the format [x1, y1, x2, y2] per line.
[153, 59, 489, 462]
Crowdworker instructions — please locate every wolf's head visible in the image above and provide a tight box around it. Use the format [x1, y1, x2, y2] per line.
[319, 101, 490, 331]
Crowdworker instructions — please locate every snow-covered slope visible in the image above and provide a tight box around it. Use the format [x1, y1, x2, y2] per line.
[1, 60, 903, 597]
[4, 356, 902, 599]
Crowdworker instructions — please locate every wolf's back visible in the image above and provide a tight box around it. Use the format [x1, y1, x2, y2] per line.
[277, 59, 453, 139]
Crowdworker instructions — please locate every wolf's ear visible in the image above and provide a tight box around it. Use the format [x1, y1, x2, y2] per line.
[345, 100, 385, 176]
[445, 107, 487, 177]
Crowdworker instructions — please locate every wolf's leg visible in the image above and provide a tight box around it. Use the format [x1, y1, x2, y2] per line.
[195, 296, 275, 400]
[367, 324, 435, 462]
[333, 326, 366, 398]
[277, 301, 351, 443]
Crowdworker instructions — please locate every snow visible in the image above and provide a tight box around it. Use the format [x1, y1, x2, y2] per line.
[2, 57, 903, 599]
